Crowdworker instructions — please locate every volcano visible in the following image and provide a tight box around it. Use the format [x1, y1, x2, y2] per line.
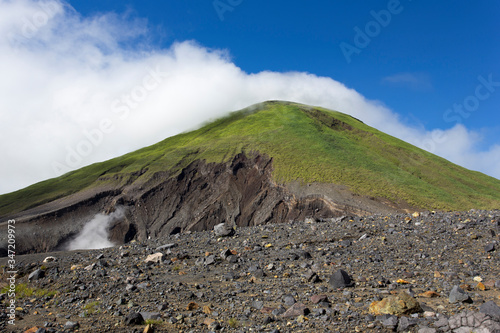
[1, 101, 500, 255]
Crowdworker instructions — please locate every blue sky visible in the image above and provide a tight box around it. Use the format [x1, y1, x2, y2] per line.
[0, 0, 499, 193]
[69, 0, 500, 130]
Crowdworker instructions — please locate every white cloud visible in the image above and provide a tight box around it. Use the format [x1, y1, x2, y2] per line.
[0, 0, 499, 194]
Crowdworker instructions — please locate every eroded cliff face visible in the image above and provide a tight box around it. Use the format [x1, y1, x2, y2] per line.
[1, 153, 401, 255]
[125, 153, 360, 241]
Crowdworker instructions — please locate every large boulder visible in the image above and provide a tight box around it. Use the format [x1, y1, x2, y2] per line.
[214, 223, 235, 237]
[369, 291, 421, 316]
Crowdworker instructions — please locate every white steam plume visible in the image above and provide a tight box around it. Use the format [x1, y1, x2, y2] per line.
[66, 207, 124, 250]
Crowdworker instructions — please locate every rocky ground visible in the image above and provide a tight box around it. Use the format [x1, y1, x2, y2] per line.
[1, 210, 500, 332]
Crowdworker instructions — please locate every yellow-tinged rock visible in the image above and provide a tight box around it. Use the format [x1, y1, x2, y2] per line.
[397, 279, 410, 284]
[476, 282, 487, 291]
[15, 307, 23, 311]
[203, 318, 216, 326]
[473, 276, 483, 282]
[369, 291, 421, 316]
[203, 305, 212, 314]
[24, 327, 39, 333]
[418, 291, 440, 298]
[434, 271, 443, 278]
[264, 243, 273, 248]
[460, 284, 472, 291]
[297, 315, 308, 323]
[412, 212, 420, 218]
[143, 324, 154, 333]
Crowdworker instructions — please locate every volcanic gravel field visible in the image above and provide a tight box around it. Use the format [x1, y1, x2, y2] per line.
[2, 210, 500, 332]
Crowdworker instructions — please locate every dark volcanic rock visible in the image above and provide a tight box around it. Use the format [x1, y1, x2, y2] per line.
[398, 316, 418, 331]
[310, 294, 328, 304]
[283, 295, 296, 306]
[329, 269, 353, 288]
[28, 269, 45, 281]
[381, 315, 398, 329]
[449, 285, 472, 304]
[124, 312, 144, 325]
[484, 242, 496, 252]
[281, 303, 309, 318]
[140, 312, 161, 321]
[480, 300, 500, 321]
[64, 321, 79, 330]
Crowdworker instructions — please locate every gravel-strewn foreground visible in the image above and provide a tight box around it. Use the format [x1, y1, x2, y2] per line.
[1, 210, 500, 332]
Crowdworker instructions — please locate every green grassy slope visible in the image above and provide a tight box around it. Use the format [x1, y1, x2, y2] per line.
[2, 101, 500, 216]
